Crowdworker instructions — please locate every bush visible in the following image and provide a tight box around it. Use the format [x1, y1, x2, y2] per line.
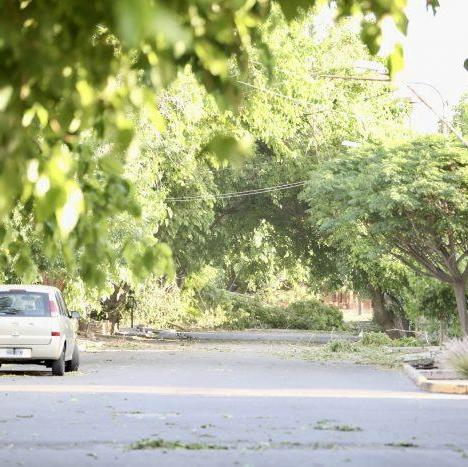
[360, 332, 423, 347]
[442, 338, 468, 379]
[284, 300, 344, 331]
[361, 332, 393, 347]
[198, 289, 344, 331]
[404, 278, 461, 342]
[394, 336, 422, 347]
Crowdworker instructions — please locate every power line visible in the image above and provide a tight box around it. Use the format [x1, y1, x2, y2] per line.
[165, 180, 307, 202]
[314, 74, 390, 82]
[236, 78, 393, 110]
[237, 80, 326, 108]
[406, 85, 468, 148]
[239, 76, 466, 145]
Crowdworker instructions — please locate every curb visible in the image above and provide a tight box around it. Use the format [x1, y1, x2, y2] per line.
[403, 363, 468, 395]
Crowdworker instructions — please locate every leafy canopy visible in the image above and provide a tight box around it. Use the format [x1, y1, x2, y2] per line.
[302, 135, 468, 332]
[0, 0, 438, 285]
[302, 136, 467, 280]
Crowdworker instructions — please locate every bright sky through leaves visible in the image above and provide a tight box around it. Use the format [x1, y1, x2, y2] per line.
[392, 0, 468, 133]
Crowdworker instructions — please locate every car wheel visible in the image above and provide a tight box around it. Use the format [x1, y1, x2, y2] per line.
[65, 344, 80, 372]
[51, 347, 66, 376]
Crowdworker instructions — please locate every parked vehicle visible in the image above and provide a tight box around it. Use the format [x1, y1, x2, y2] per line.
[0, 285, 80, 376]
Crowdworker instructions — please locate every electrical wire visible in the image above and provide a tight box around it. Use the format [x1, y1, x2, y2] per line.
[406, 85, 468, 148]
[236, 78, 392, 110]
[165, 180, 307, 202]
[238, 76, 466, 145]
[167, 78, 394, 204]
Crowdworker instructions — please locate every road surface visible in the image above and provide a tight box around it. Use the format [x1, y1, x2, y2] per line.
[0, 341, 467, 466]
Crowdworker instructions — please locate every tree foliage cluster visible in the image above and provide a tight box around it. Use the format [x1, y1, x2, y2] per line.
[2, 1, 465, 338]
[0, 0, 436, 285]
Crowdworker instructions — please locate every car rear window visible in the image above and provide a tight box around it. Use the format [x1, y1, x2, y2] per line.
[0, 291, 49, 317]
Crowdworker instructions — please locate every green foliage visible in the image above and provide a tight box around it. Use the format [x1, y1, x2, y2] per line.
[198, 10, 410, 302]
[303, 136, 467, 256]
[129, 273, 344, 331]
[0, 0, 433, 286]
[405, 278, 459, 330]
[198, 289, 345, 331]
[326, 332, 421, 351]
[0, 1, 445, 334]
[284, 300, 345, 330]
[311, 336, 425, 368]
[327, 340, 357, 353]
[302, 135, 468, 333]
[360, 331, 393, 347]
[130, 438, 228, 451]
[453, 92, 468, 137]
[314, 420, 362, 432]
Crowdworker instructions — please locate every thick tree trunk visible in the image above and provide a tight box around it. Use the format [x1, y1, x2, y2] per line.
[101, 282, 130, 335]
[369, 286, 410, 338]
[370, 287, 396, 337]
[453, 280, 468, 336]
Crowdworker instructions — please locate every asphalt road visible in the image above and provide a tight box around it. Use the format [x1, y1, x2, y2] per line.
[0, 341, 468, 467]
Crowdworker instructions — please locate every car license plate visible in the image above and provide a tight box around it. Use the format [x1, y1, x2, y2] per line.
[0, 348, 31, 358]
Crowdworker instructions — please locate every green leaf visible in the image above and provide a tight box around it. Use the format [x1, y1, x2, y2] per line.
[22, 107, 36, 127]
[99, 155, 124, 175]
[393, 12, 408, 35]
[426, 0, 440, 14]
[35, 104, 49, 128]
[360, 21, 381, 56]
[0, 86, 13, 111]
[387, 44, 404, 77]
[76, 80, 95, 107]
[203, 134, 253, 167]
[55, 181, 84, 237]
[194, 40, 229, 79]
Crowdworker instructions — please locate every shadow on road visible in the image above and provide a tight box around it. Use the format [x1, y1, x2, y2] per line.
[0, 368, 51, 377]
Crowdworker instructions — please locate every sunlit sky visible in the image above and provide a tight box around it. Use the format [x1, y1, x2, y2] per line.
[391, 0, 468, 133]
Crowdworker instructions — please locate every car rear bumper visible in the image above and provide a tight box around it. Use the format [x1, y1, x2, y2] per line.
[0, 337, 63, 361]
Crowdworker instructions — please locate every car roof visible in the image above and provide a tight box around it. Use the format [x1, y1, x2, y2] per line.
[0, 284, 60, 294]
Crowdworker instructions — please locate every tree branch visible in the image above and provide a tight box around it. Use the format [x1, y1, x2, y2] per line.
[395, 244, 453, 283]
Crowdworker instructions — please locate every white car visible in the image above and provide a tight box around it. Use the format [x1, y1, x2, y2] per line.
[0, 285, 80, 376]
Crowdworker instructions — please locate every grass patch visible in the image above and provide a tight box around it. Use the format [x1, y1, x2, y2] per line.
[298, 332, 427, 368]
[129, 438, 229, 451]
[301, 343, 400, 368]
[314, 420, 362, 432]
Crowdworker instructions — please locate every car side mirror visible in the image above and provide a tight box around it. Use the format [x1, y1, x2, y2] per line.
[71, 311, 80, 319]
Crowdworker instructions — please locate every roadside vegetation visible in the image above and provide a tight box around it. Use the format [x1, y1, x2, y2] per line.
[442, 338, 468, 378]
[296, 332, 427, 368]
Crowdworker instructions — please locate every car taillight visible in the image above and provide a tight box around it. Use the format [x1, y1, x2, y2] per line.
[48, 300, 59, 317]
[51, 331, 61, 336]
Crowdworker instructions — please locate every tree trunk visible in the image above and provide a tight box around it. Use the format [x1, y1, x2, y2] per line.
[453, 280, 468, 336]
[369, 286, 410, 338]
[370, 287, 396, 337]
[101, 282, 130, 335]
